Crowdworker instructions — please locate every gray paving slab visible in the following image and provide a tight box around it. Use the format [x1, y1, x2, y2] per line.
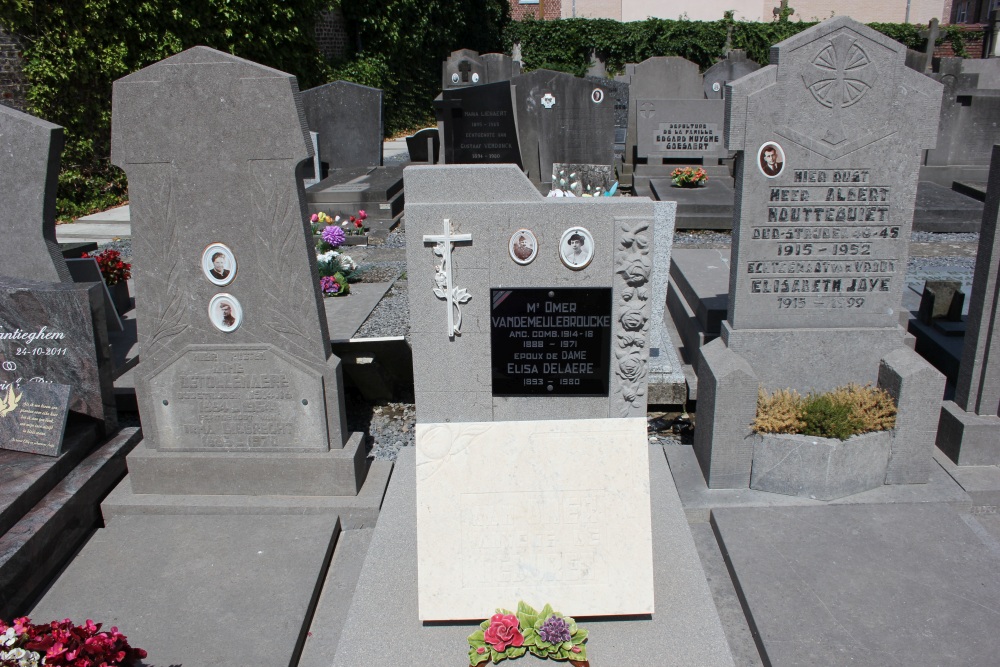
[712, 503, 1000, 667]
[299, 527, 375, 667]
[665, 442, 972, 523]
[101, 459, 391, 529]
[54, 221, 131, 243]
[332, 446, 734, 666]
[325, 280, 394, 341]
[31, 513, 340, 667]
[933, 448, 1000, 509]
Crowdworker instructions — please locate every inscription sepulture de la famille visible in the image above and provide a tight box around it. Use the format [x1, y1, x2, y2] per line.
[694, 17, 947, 488]
[405, 164, 672, 620]
[111, 47, 364, 496]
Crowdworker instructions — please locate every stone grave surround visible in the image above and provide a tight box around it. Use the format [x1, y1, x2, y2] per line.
[510, 69, 616, 190]
[405, 164, 664, 620]
[936, 144, 1000, 465]
[301, 80, 384, 172]
[111, 46, 365, 496]
[0, 105, 71, 283]
[441, 49, 521, 90]
[694, 17, 947, 490]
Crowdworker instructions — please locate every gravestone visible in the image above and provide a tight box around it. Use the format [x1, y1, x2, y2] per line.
[404, 164, 669, 620]
[0, 278, 117, 435]
[301, 81, 384, 172]
[405, 127, 440, 164]
[434, 81, 521, 167]
[510, 69, 615, 190]
[703, 50, 762, 100]
[442, 49, 520, 90]
[111, 46, 365, 495]
[0, 106, 70, 283]
[694, 17, 946, 490]
[936, 144, 1000, 465]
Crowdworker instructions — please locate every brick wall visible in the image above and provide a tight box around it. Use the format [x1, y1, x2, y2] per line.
[510, 0, 562, 21]
[315, 6, 351, 61]
[0, 24, 27, 112]
[935, 24, 986, 57]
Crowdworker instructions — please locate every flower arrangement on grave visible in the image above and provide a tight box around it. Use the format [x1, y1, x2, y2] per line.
[468, 602, 588, 666]
[753, 384, 897, 440]
[0, 616, 147, 667]
[80, 248, 131, 285]
[311, 209, 368, 244]
[316, 248, 358, 298]
[670, 166, 708, 188]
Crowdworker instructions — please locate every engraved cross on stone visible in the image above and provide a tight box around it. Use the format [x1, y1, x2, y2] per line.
[458, 60, 472, 83]
[802, 33, 879, 145]
[424, 218, 473, 339]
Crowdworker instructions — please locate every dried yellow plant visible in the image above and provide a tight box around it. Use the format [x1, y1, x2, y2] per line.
[752, 387, 806, 434]
[752, 383, 896, 438]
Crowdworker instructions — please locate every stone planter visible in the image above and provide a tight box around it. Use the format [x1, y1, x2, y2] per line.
[107, 281, 131, 315]
[749, 431, 892, 500]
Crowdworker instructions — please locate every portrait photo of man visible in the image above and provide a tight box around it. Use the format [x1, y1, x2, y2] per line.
[508, 229, 538, 265]
[208, 293, 242, 332]
[759, 142, 785, 178]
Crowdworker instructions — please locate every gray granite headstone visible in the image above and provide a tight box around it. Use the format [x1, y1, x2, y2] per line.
[442, 49, 485, 90]
[405, 128, 440, 164]
[404, 164, 669, 423]
[694, 16, 945, 489]
[111, 46, 348, 454]
[586, 75, 630, 131]
[0, 106, 70, 283]
[0, 381, 71, 456]
[703, 50, 762, 100]
[0, 277, 117, 435]
[936, 144, 1000, 465]
[511, 69, 615, 188]
[636, 99, 726, 161]
[435, 81, 521, 167]
[301, 81, 384, 171]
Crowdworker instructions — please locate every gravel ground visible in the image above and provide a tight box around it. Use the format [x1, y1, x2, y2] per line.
[355, 280, 410, 338]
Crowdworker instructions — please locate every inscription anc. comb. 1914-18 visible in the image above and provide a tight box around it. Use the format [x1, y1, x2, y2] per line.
[490, 288, 612, 396]
[741, 167, 905, 312]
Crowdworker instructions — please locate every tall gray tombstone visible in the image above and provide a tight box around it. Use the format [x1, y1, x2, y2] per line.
[0, 105, 70, 283]
[301, 80, 384, 171]
[112, 47, 364, 496]
[703, 50, 762, 100]
[694, 17, 946, 489]
[405, 164, 665, 621]
[936, 145, 1000, 465]
[511, 69, 615, 189]
[617, 56, 709, 187]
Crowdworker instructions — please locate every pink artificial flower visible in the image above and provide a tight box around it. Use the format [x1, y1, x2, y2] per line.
[310, 213, 319, 223]
[358, 209, 367, 220]
[483, 613, 523, 652]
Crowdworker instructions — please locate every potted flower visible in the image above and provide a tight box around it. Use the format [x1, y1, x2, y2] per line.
[316, 248, 358, 298]
[670, 166, 708, 188]
[81, 248, 132, 314]
[750, 384, 898, 500]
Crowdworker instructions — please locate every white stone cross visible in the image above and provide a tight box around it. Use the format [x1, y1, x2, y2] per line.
[423, 218, 473, 338]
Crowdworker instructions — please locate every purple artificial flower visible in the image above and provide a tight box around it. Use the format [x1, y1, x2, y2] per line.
[537, 615, 571, 645]
[321, 224, 346, 247]
[320, 276, 340, 295]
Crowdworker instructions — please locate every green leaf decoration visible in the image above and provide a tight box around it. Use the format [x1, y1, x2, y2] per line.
[468, 629, 485, 643]
[539, 603, 554, 620]
[507, 647, 527, 659]
[469, 647, 490, 666]
[571, 628, 588, 643]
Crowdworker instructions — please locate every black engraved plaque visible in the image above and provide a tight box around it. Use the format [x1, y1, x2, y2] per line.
[490, 288, 612, 396]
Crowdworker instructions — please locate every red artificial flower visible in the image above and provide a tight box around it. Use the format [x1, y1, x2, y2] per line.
[483, 613, 523, 652]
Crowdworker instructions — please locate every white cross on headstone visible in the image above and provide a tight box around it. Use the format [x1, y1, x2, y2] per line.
[423, 218, 473, 338]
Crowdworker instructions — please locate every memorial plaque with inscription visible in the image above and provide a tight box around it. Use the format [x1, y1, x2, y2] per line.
[0, 278, 116, 434]
[437, 81, 521, 167]
[0, 382, 71, 456]
[637, 99, 726, 160]
[148, 345, 327, 452]
[490, 288, 612, 396]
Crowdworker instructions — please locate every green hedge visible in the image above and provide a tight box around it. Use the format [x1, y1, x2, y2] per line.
[0, 6, 970, 219]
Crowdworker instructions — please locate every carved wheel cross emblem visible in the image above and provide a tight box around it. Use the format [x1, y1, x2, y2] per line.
[639, 101, 655, 119]
[801, 33, 878, 145]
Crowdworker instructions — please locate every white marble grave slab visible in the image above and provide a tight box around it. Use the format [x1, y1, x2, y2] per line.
[415, 417, 654, 620]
